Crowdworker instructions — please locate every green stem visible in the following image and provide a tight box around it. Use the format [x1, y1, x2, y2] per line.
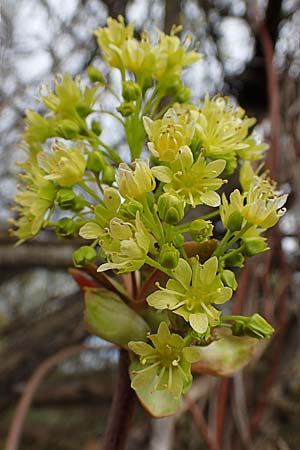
[222, 224, 252, 253]
[213, 229, 233, 257]
[221, 245, 245, 261]
[201, 210, 220, 221]
[79, 181, 102, 203]
[145, 256, 173, 278]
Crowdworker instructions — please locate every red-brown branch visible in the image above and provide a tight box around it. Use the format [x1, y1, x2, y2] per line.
[186, 395, 220, 450]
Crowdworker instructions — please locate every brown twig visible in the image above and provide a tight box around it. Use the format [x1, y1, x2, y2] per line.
[186, 395, 220, 450]
[101, 349, 135, 450]
[249, 257, 289, 437]
[4, 345, 84, 450]
[258, 21, 280, 178]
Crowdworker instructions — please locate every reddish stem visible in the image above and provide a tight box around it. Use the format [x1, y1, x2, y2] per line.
[186, 395, 220, 450]
[215, 378, 231, 446]
[101, 349, 135, 450]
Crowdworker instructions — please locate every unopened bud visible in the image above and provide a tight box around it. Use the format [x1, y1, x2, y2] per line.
[102, 165, 115, 185]
[56, 188, 76, 210]
[55, 119, 79, 139]
[225, 252, 244, 268]
[87, 151, 105, 172]
[189, 219, 213, 243]
[91, 120, 102, 136]
[246, 313, 274, 339]
[227, 211, 243, 232]
[243, 237, 269, 257]
[73, 245, 97, 267]
[119, 199, 143, 218]
[56, 217, 77, 238]
[157, 193, 185, 225]
[122, 81, 141, 101]
[159, 243, 180, 269]
[174, 86, 191, 103]
[76, 103, 93, 118]
[117, 101, 135, 117]
[87, 65, 105, 84]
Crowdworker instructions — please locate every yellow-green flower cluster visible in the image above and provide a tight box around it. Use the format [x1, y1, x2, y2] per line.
[95, 17, 201, 84]
[11, 16, 285, 419]
[9, 159, 56, 242]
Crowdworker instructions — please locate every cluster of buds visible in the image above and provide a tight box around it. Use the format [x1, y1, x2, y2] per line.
[10, 16, 287, 417]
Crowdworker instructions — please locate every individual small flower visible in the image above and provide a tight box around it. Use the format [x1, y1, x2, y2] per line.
[10, 161, 56, 243]
[94, 16, 134, 69]
[152, 146, 226, 207]
[129, 322, 200, 400]
[117, 159, 155, 200]
[147, 257, 232, 334]
[157, 192, 185, 225]
[121, 33, 157, 80]
[97, 212, 151, 274]
[195, 95, 257, 171]
[24, 110, 55, 144]
[155, 27, 202, 80]
[38, 143, 86, 187]
[242, 175, 287, 229]
[40, 74, 98, 118]
[143, 108, 195, 162]
[220, 189, 244, 231]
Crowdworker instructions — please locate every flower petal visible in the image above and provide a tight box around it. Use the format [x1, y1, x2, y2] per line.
[189, 313, 209, 333]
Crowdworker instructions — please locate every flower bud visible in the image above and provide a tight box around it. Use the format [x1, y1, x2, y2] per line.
[159, 243, 180, 269]
[91, 119, 102, 136]
[221, 270, 237, 290]
[119, 199, 144, 218]
[73, 245, 97, 267]
[246, 313, 274, 339]
[189, 219, 213, 243]
[55, 119, 79, 139]
[87, 65, 105, 84]
[173, 233, 184, 248]
[76, 103, 93, 118]
[87, 151, 105, 172]
[243, 237, 269, 257]
[118, 160, 155, 200]
[101, 165, 115, 185]
[225, 252, 244, 268]
[227, 211, 243, 232]
[117, 101, 135, 117]
[74, 195, 86, 211]
[174, 86, 191, 103]
[122, 81, 141, 101]
[157, 193, 185, 225]
[56, 188, 77, 210]
[56, 217, 77, 238]
[232, 314, 274, 339]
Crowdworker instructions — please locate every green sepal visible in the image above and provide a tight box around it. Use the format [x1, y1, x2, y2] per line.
[84, 288, 150, 348]
[227, 211, 243, 232]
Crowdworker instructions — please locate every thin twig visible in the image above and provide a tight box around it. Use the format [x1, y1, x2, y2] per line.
[186, 395, 220, 450]
[101, 349, 135, 450]
[4, 345, 85, 450]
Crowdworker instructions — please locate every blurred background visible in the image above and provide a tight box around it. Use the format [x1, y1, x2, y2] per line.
[1, 0, 300, 449]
